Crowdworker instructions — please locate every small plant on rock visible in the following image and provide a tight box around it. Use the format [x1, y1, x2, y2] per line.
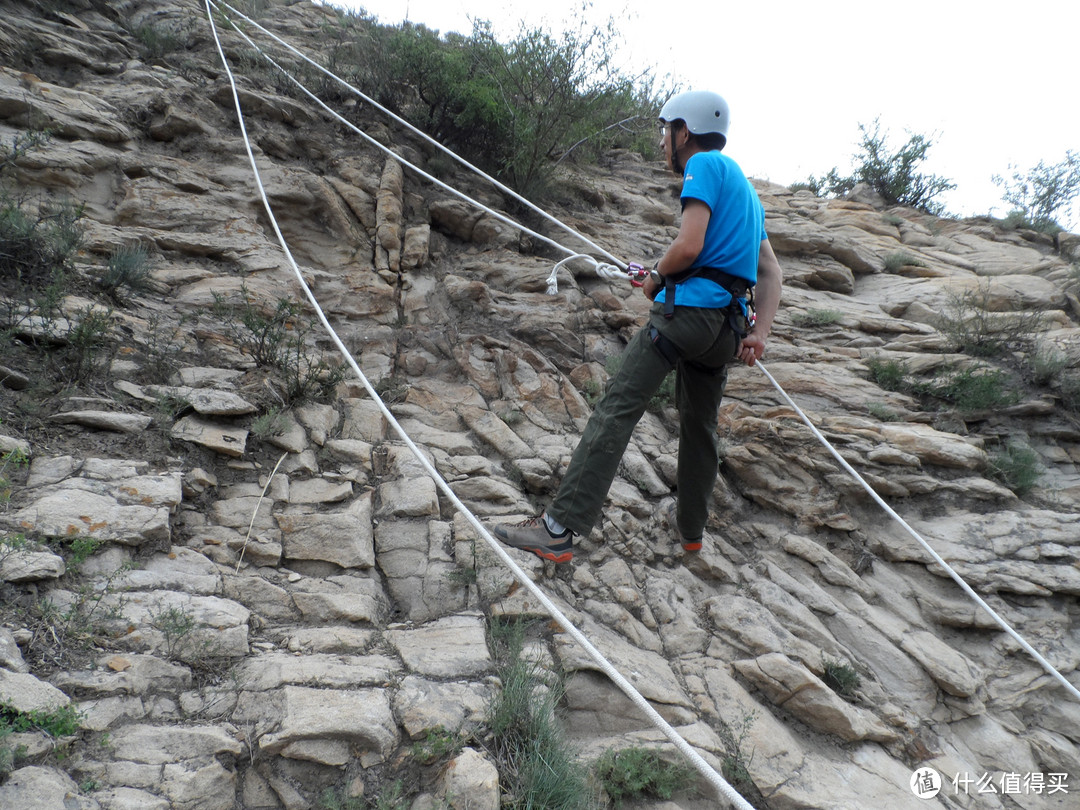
[917, 366, 1021, 414]
[988, 441, 1042, 496]
[212, 287, 346, 405]
[883, 251, 926, 272]
[486, 617, 592, 809]
[718, 710, 757, 794]
[865, 356, 910, 393]
[98, 243, 153, 303]
[0, 702, 83, 738]
[410, 725, 465, 764]
[793, 308, 843, 327]
[595, 746, 695, 806]
[148, 603, 200, 662]
[0, 447, 29, 507]
[822, 655, 861, 699]
[806, 118, 956, 215]
[939, 283, 1045, 358]
[992, 150, 1080, 233]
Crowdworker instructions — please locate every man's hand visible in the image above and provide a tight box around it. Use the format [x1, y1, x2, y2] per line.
[642, 274, 661, 301]
[737, 332, 766, 366]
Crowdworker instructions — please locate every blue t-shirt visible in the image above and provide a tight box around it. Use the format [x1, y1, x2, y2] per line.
[655, 150, 767, 309]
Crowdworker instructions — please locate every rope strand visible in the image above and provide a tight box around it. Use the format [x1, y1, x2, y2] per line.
[755, 361, 1080, 702]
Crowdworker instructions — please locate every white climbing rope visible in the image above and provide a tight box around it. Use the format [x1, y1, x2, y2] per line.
[210, 0, 628, 293]
[202, 4, 755, 807]
[754, 361, 1080, 702]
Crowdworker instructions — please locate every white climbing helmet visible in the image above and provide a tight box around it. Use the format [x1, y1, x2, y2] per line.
[658, 90, 730, 142]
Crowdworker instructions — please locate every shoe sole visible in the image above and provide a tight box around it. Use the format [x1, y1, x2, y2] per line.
[520, 546, 573, 563]
[494, 527, 573, 563]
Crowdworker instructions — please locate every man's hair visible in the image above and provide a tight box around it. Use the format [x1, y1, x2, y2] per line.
[671, 119, 726, 152]
[693, 131, 727, 152]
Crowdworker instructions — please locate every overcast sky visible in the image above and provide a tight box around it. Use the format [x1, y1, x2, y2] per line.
[315, 0, 1079, 228]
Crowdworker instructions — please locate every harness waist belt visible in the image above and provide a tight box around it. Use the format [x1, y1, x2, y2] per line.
[663, 266, 752, 317]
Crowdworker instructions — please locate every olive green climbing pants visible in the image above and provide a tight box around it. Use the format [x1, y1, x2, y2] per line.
[548, 301, 740, 541]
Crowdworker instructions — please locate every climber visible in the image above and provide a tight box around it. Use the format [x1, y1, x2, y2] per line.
[493, 90, 783, 563]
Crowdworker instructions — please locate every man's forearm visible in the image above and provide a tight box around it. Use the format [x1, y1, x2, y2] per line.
[752, 239, 782, 337]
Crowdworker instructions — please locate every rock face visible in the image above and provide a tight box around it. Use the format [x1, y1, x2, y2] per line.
[0, 1, 1078, 809]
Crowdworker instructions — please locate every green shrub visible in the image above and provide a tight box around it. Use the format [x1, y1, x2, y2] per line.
[993, 150, 1080, 232]
[822, 656, 861, 699]
[807, 118, 955, 215]
[0, 448, 29, 506]
[793, 308, 843, 326]
[250, 408, 287, 439]
[595, 747, 695, 806]
[211, 287, 346, 405]
[0, 703, 83, 738]
[867, 402, 902, 422]
[988, 441, 1041, 495]
[1027, 344, 1068, 386]
[316, 787, 366, 810]
[486, 618, 592, 810]
[99, 243, 153, 302]
[865, 356, 910, 392]
[917, 367, 1021, 414]
[940, 285, 1044, 358]
[883, 251, 926, 272]
[718, 710, 757, 793]
[410, 725, 465, 765]
[148, 604, 199, 662]
[53, 534, 103, 567]
[60, 305, 114, 384]
[322, 7, 667, 199]
[0, 196, 84, 297]
[130, 22, 194, 59]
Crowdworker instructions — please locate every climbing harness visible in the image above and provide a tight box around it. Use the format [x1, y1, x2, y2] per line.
[203, 6, 1080, 807]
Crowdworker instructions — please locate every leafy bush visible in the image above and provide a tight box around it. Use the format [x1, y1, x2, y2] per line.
[939, 285, 1044, 358]
[99, 243, 153, 302]
[1, 701, 84, 777]
[988, 441, 1041, 495]
[0, 196, 84, 297]
[883, 251, 926, 272]
[916, 367, 1021, 414]
[993, 150, 1080, 233]
[822, 655, 861, 699]
[807, 118, 955, 215]
[595, 747, 695, 806]
[211, 287, 346, 405]
[321, 7, 667, 198]
[718, 710, 757, 793]
[1026, 344, 1068, 386]
[793, 308, 843, 326]
[130, 21, 195, 60]
[0, 703, 83, 738]
[866, 356, 910, 392]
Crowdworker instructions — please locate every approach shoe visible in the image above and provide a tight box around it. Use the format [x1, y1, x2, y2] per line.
[664, 501, 702, 552]
[494, 515, 574, 563]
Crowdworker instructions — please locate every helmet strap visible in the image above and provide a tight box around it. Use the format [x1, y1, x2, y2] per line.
[670, 124, 686, 176]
